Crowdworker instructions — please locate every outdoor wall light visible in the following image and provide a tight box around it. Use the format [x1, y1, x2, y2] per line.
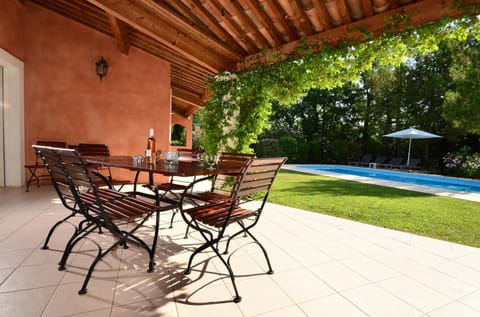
[95, 56, 108, 81]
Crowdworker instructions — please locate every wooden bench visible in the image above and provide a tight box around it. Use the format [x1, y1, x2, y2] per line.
[25, 141, 67, 192]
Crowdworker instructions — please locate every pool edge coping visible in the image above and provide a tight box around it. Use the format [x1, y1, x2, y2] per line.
[282, 164, 480, 203]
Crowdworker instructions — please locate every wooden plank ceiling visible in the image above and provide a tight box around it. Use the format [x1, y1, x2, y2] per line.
[27, 0, 479, 117]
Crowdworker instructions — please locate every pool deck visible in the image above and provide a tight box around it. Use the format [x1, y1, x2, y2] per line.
[283, 165, 480, 203]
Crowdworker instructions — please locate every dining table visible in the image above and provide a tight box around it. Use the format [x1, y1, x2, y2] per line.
[84, 155, 241, 204]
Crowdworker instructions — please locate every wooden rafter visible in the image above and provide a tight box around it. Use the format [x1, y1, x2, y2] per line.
[84, 0, 240, 72]
[242, 0, 480, 68]
[107, 14, 130, 55]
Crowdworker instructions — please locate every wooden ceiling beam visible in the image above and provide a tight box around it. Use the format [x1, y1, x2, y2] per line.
[84, 0, 240, 73]
[242, 0, 480, 68]
[107, 14, 130, 55]
[238, 0, 284, 45]
[177, 0, 247, 54]
[258, 0, 297, 42]
[216, 0, 271, 50]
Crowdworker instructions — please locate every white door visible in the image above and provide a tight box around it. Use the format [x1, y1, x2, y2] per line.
[0, 65, 4, 187]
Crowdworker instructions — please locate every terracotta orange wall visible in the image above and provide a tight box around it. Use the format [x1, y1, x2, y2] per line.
[0, 0, 25, 60]
[23, 3, 173, 182]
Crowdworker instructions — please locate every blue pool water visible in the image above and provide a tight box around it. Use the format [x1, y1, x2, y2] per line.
[294, 165, 480, 194]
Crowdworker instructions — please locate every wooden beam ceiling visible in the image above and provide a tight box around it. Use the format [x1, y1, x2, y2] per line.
[27, 0, 480, 118]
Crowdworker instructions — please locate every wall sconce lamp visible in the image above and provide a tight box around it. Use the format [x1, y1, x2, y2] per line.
[95, 56, 108, 81]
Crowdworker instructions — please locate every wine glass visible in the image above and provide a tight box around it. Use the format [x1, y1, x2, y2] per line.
[205, 153, 218, 170]
[165, 151, 177, 165]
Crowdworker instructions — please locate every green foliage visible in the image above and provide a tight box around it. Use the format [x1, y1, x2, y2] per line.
[442, 36, 480, 134]
[253, 138, 282, 158]
[279, 136, 297, 162]
[198, 12, 480, 154]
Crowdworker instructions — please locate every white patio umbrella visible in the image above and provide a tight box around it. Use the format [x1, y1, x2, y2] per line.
[383, 127, 442, 166]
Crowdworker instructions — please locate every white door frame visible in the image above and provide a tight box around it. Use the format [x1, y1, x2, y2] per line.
[0, 48, 24, 187]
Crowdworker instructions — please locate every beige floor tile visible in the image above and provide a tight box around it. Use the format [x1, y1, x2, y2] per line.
[377, 275, 451, 313]
[407, 268, 477, 300]
[42, 279, 116, 317]
[174, 283, 244, 316]
[111, 298, 177, 317]
[272, 268, 335, 303]
[459, 289, 480, 311]
[0, 248, 34, 268]
[343, 284, 422, 317]
[0, 263, 65, 292]
[340, 256, 399, 282]
[0, 268, 13, 285]
[428, 301, 480, 317]
[236, 275, 295, 316]
[434, 261, 480, 287]
[0, 286, 56, 317]
[255, 305, 308, 317]
[299, 293, 368, 317]
[308, 262, 370, 292]
[62, 308, 112, 317]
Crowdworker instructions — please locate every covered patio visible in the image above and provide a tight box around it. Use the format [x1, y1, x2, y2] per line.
[2, 1, 480, 316]
[1, 186, 480, 316]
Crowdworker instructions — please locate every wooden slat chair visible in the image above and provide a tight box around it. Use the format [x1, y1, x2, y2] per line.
[181, 152, 256, 237]
[150, 148, 204, 228]
[178, 157, 287, 303]
[73, 143, 131, 190]
[184, 152, 256, 204]
[34, 145, 177, 295]
[24, 140, 67, 191]
[33, 145, 130, 251]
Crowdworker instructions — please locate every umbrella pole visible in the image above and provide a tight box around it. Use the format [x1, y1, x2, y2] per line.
[407, 137, 412, 166]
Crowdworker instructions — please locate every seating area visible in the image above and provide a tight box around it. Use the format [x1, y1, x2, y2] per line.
[351, 154, 421, 170]
[25, 142, 131, 192]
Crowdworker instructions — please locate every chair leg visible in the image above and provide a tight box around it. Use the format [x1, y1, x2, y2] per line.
[184, 227, 242, 303]
[41, 213, 77, 249]
[58, 224, 98, 270]
[78, 241, 118, 295]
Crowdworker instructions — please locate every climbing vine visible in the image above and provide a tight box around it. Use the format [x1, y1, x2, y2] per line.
[198, 6, 480, 155]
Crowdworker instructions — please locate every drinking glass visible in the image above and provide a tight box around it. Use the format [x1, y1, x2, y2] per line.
[204, 153, 218, 170]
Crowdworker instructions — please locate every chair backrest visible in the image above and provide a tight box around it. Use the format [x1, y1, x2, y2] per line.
[74, 143, 110, 156]
[32, 141, 67, 164]
[177, 148, 203, 160]
[211, 152, 257, 196]
[232, 157, 287, 207]
[33, 145, 81, 212]
[407, 158, 420, 167]
[389, 157, 403, 165]
[360, 154, 373, 163]
[373, 156, 386, 164]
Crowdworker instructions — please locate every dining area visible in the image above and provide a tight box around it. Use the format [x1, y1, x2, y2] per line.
[28, 144, 287, 306]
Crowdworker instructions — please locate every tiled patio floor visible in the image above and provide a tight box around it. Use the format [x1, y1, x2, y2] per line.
[1, 186, 480, 317]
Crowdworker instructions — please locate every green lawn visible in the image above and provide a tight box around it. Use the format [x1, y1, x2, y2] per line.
[268, 170, 480, 248]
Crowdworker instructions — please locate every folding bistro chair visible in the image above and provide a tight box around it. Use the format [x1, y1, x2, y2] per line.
[34, 145, 177, 295]
[25, 141, 67, 191]
[178, 157, 287, 302]
[184, 152, 256, 205]
[74, 143, 132, 190]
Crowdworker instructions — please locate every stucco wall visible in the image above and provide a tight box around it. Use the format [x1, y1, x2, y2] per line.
[23, 3, 172, 182]
[0, 0, 25, 60]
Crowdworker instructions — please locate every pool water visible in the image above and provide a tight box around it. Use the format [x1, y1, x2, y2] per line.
[294, 165, 480, 194]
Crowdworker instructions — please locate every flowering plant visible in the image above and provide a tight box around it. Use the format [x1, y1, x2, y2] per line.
[443, 147, 480, 178]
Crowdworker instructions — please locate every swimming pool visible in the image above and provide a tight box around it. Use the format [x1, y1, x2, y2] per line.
[291, 165, 480, 194]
